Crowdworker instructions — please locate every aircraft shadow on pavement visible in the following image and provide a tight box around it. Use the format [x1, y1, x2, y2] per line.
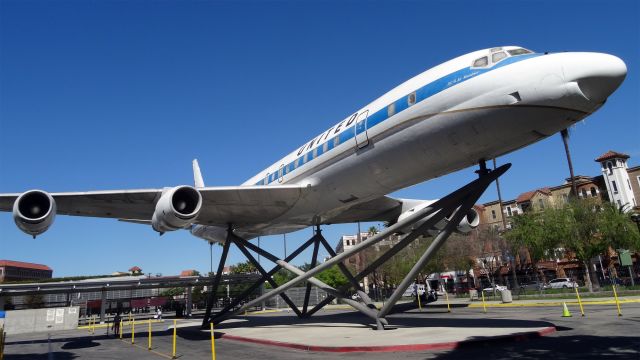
[433, 334, 640, 360]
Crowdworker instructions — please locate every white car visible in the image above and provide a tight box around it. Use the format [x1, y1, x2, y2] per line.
[544, 278, 578, 289]
[482, 285, 507, 293]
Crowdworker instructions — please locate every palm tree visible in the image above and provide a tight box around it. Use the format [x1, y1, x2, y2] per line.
[368, 226, 379, 236]
[561, 129, 578, 197]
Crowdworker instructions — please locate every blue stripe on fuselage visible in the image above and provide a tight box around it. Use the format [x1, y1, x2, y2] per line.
[257, 53, 542, 185]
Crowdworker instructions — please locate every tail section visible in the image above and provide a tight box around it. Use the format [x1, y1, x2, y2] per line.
[193, 159, 205, 188]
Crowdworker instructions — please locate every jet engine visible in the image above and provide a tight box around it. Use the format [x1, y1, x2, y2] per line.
[13, 190, 57, 237]
[151, 185, 203, 233]
[396, 200, 480, 235]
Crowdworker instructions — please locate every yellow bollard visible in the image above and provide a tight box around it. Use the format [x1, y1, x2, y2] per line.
[172, 319, 177, 359]
[416, 290, 422, 312]
[210, 322, 216, 360]
[574, 286, 585, 317]
[148, 319, 152, 350]
[119, 320, 123, 340]
[481, 289, 487, 313]
[444, 290, 451, 313]
[612, 284, 622, 316]
[131, 320, 135, 344]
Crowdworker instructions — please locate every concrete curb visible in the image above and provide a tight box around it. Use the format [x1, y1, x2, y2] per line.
[468, 298, 640, 308]
[219, 326, 556, 353]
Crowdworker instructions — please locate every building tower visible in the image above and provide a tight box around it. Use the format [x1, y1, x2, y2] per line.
[595, 151, 637, 211]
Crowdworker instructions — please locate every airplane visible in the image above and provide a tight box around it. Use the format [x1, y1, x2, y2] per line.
[0, 45, 626, 244]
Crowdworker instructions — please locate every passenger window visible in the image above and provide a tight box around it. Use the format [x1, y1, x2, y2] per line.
[323, 142, 329, 153]
[408, 92, 416, 106]
[492, 51, 507, 63]
[473, 56, 488, 67]
[334, 136, 340, 147]
[387, 103, 396, 117]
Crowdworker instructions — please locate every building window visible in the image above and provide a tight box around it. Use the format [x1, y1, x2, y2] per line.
[617, 200, 622, 208]
[581, 189, 587, 198]
[637, 176, 640, 188]
[538, 199, 545, 209]
[607, 161, 613, 175]
[491, 210, 496, 219]
[590, 187, 597, 197]
[627, 178, 632, 190]
[507, 207, 512, 216]
[562, 193, 569, 203]
[612, 180, 618, 193]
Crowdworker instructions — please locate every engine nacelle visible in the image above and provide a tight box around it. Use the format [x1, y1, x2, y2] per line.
[13, 190, 56, 237]
[396, 200, 480, 235]
[152, 185, 202, 233]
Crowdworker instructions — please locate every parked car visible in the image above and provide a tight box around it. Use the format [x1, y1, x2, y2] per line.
[482, 285, 507, 293]
[543, 278, 578, 289]
[519, 281, 544, 291]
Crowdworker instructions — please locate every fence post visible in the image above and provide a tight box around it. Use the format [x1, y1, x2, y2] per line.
[210, 322, 216, 360]
[148, 319, 152, 350]
[612, 284, 622, 317]
[172, 319, 177, 359]
[131, 320, 135, 344]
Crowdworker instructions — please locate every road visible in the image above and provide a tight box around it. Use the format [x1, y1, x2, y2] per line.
[3, 303, 639, 359]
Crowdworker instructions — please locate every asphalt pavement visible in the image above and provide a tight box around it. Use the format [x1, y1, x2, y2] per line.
[3, 301, 639, 359]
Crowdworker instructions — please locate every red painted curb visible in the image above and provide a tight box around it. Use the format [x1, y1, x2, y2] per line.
[220, 326, 557, 353]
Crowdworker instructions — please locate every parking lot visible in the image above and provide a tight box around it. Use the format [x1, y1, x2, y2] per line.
[3, 300, 639, 360]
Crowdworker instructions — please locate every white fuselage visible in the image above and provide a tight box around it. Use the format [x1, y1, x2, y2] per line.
[196, 46, 626, 239]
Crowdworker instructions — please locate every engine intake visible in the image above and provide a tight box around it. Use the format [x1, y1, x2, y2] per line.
[152, 185, 202, 233]
[13, 190, 57, 237]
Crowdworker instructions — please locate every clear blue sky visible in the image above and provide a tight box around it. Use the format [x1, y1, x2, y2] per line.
[1, 0, 638, 277]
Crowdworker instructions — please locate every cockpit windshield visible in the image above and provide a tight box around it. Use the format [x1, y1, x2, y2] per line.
[471, 47, 534, 68]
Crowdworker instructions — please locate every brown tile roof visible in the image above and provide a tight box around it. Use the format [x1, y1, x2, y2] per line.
[595, 150, 630, 162]
[180, 270, 196, 277]
[0, 260, 52, 271]
[129, 266, 142, 272]
[516, 188, 551, 203]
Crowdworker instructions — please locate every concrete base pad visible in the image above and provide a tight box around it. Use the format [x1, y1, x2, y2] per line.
[212, 313, 556, 352]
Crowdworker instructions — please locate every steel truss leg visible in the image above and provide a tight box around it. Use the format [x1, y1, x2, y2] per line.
[223, 164, 510, 328]
[224, 233, 386, 324]
[302, 227, 321, 315]
[202, 226, 233, 328]
[209, 235, 317, 325]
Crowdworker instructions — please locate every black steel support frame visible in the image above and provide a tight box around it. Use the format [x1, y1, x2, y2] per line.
[202, 163, 510, 329]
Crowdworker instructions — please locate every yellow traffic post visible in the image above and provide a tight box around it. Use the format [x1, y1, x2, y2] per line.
[92, 315, 96, 334]
[210, 322, 216, 360]
[148, 319, 152, 350]
[131, 320, 135, 344]
[416, 291, 422, 311]
[574, 286, 585, 316]
[481, 290, 487, 313]
[172, 319, 177, 359]
[444, 290, 451, 313]
[612, 284, 622, 316]
[119, 320, 123, 340]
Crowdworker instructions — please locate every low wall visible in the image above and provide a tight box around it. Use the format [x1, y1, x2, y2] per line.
[3, 307, 79, 335]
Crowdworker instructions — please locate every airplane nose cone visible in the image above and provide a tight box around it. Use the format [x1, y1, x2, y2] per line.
[563, 53, 627, 103]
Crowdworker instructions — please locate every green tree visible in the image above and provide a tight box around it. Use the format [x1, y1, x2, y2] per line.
[550, 199, 604, 292]
[505, 211, 552, 285]
[230, 260, 257, 274]
[316, 266, 350, 289]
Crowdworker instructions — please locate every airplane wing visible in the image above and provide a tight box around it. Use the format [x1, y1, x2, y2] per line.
[0, 185, 307, 227]
[325, 196, 405, 224]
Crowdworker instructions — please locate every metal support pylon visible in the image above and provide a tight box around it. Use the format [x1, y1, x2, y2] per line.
[204, 163, 510, 329]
